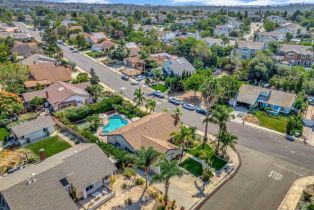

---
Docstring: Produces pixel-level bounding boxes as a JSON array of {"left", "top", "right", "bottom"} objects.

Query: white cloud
[
  {"left": 61, "top": 0, "right": 109, "bottom": 3},
  {"left": 173, "top": 0, "right": 313, "bottom": 6}
]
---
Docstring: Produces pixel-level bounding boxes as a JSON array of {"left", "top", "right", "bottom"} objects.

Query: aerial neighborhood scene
[{"left": 1, "top": 0, "right": 314, "bottom": 210}]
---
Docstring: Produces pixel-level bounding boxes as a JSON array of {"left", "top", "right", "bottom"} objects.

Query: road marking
[
  {"left": 291, "top": 151, "right": 295, "bottom": 154},
  {"left": 273, "top": 163, "right": 304, "bottom": 176},
  {"left": 268, "top": 170, "right": 283, "bottom": 181}
]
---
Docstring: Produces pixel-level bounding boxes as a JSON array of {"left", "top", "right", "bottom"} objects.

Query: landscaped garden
[
  {"left": 26, "top": 136, "right": 72, "bottom": 158},
  {"left": 85, "top": 51, "right": 107, "bottom": 58},
  {"left": 297, "top": 183, "right": 314, "bottom": 210},
  {"left": 151, "top": 84, "right": 168, "bottom": 93},
  {"left": 255, "top": 111, "right": 289, "bottom": 133},
  {"left": 187, "top": 144, "right": 228, "bottom": 171},
  {"left": 0, "top": 128, "right": 9, "bottom": 141},
  {"left": 180, "top": 158, "right": 203, "bottom": 177}
]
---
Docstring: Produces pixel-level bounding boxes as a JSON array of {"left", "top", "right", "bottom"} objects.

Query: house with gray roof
[
  {"left": 20, "top": 54, "right": 56, "bottom": 66},
  {"left": 201, "top": 37, "right": 224, "bottom": 48},
  {"left": 10, "top": 115, "right": 56, "bottom": 145},
  {"left": 0, "top": 144, "right": 117, "bottom": 210},
  {"left": 163, "top": 57, "right": 195, "bottom": 76},
  {"left": 235, "top": 84, "right": 296, "bottom": 115},
  {"left": 237, "top": 41, "right": 265, "bottom": 60}
]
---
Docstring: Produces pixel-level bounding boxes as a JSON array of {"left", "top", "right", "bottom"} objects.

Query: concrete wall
[
  {"left": 107, "top": 135, "right": 135, "bottom": 153},
  {"left": 17, "top": 126, "right": 55, "bottom": 145}
]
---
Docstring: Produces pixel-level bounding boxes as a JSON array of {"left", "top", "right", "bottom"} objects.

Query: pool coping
[{"left": 99, "top": 112, "right": 130, "bottom": 136}]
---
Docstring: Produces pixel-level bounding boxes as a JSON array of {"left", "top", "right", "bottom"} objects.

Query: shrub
[
  {"left": 121, "top": 183, "right": 127, "bottom": 190},
  {"left": 125, "top": 197, "right": 132, "bottom": 205},
  {"left": 135, "top": 178, "right": 144, "bottom": 185},
  {"left": 123, "top": 167, "right": 135, "bottom": 179}
]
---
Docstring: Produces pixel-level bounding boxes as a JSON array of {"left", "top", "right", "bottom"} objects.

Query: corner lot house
[
  {"left": 23, "top": 82, "right": 92, "bottom": 111},
  {"left": 238, "top": 41, "right": 265, "bottom": 60},
  {"left": 10, "top": 115, "right": 56, "bottom": 145},
  {"left": 163, "top": 57, "right": 195, "bottom": 76},
  {"left": 235, "top": 84, "right": 296, "bottom": 115},
  {"left": 0, "top": 144, "right": 117, "bottom": 210},
  {"left": 107, "top": 112, "right": 181, "bottom": 160}
]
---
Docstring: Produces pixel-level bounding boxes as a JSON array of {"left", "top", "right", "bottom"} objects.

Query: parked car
[
  {"left": 131, "top": 80, "right": 140, "bottom": 85},
  {"left": 121, "top": 75, "right": 129, "bottom": 81},
  {"left": 195, "top": 106, "right": 208, "bottom": 115},
  {"left": 136, "top": 75, "right": 145, "bottom": 81},
  {"left": 168, "top": 97, "right": 181, "bottom": 105},
  {"left": 69, "top": 45, "right": 75, "bottom": 50},
  {"left": 153, "top": 90, "right": 165, "bottom": 98},
  {"left": 182, "top": 103, "right": 195, "bottom": 111}
]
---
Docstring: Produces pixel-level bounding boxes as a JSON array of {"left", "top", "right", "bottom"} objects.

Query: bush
[
  {"left": 135, "top": 178, "right": 144, "bottom": 185},
  {"left": 125, "top": 197, "right": 132, "bottom": 205},
  {"left": 123, "top": 167, "right": 135, "bottom": 179}
]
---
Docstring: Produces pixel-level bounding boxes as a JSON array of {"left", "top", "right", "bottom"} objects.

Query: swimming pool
[{"left": 102, "top": 114, "right": 128, "bottom": 134}]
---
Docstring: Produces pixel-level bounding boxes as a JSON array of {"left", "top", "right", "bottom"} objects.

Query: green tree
[
  {"left": 0, "top": 63, "right": 29, "bottom": 94},
  {"left": 0, "top": 91, "right": 23, "bottom": 119},
  {"left": 72, "top": 72, "right": 89, "bottom": 84},
  {"left": 264, "top": 20, "right": 276, "bottom": 32},
  {"left": 183, "top": 73, "right": 205, "bottom": 96},
  {"left": 248, "top": 52, "right": 275, "bottom": 83},
  {"left": 88, "top": 84, "right": 104, "bottom": 102},
  {"left": 0, "top": 42, "right": 10, "bottom": 63},
  {"left": 133, "top": 88, "right": 146, "bottom": 107},
  {"left": 170, "top": 125, "right": 194, "bottom": 162},
  {"left": 86, "top": 114, "right": 100, "bottom": 132},
  {"left": 139, "top": 50, "right": 149, "bottom": 74},
  {"left": 76, "top": 33, "right": 87, "bottom": 49},
  {"left": 151, "top": 156, "right": 183, "bottom": 208},
  {"left": 200, "top": 77, "right": 222, "bottom": 148},
  {"left": 216, "top": 131, "right": 237, "bottom": 155},
  {"left": 152, "top": 68, "right": 162, "bottom": 83},
  {"left": 43, "top": 28, "right": 58, "bottom": 45},
  {"left": 135, "top": 146, "right": 160, "bottom": 195},
  {"left": 145, "top": 99, "right": 157, "bottom": 114},
  {"left": 286, "top": 115, "right": 303, "bottom": 136},
  {"left": 29, "top": 96, "right": 45, "bottom": 110},
  {"left": 90, "top": 68, "right": 100, "bottom": 85}
]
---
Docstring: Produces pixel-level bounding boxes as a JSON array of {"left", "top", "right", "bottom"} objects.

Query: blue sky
[{"left": 55, "top": 0, "right": 314, "bottom": 5}]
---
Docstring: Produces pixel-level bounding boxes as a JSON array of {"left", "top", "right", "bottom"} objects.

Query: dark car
[
  {"left": 195, "top": 106, "right": 208, "bottom": 115},
  {"left": 182, "top": 103, "right": 195, "bottom": 111},
  {"left": 168, "top": 97, "right": 181, "bottom": 105},
  {"left": 121, "top": 75, "right": 129, "bottom": 81},
  {"left": 152, "top": 90, "right": 165, "bottom": 98}
]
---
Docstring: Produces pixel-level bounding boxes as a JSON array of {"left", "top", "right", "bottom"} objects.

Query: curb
[{"left": 191, "top": 148, "right": 242, "bottom": 210}]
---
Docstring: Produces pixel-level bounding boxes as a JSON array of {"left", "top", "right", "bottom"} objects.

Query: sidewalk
[
  {"left": 232, "top": 117, "right": 314, "bottom": 147},
  {"left": 278, "top": 176, "right": 314, "bottom": 210}
]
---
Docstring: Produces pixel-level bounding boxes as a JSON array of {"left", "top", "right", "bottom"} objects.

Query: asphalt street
[{"left": 18, "top": 24, "right": 314, "bottom": 209}]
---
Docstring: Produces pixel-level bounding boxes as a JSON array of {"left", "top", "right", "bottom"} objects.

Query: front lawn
[
  {"left": 0, "top": 128, "right": 9, "bottom": 141},
  {"left": 26, "top": 136, "right": 72, "bottom": 158},
  {"left": 151, "top": 84, "right": 168, "bottom": 93},
  {"left": 255, "top": 111, "right": 288, "bottom": 133},
  {"left": 180, "top": 158, "right": 203, "bottom": 177},
  {"left": 85, "top": 51, "right": 106, "bottom": 58},
  {"left": 187, "top": 144, "right": 227, "bottom": 171}
]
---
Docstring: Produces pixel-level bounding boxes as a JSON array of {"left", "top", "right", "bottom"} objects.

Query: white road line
[{"left": 272, "top": 163, "right": 304, "bottom": 176}]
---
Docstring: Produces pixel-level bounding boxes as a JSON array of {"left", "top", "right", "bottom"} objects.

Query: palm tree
[
  {"left": 139, "top": 50, "right": 149, "bottom": 75},
  {"left": 209, "top": 105, "right": 234, "bottom": 154},
  {"left": 151, "top": 156, "right": 183, "bottom": 208},
  {"left": 145, "top": 99, "right": 157, "bottom": 113},
  {"left": 135, "top": 146, "right": 160, "bottom": 195},
  {"left": 216, "top": 131, "right": 238, "bottom": 155},
  {"left": 152, "top": 68, "right": 162, "bottom": 83},
  {"left": 200, "top": 77, "right": 222, "bottom": 149},
  {"left": 133, "top": 88, "right": 146, "bottom": 108},
  {"left": 170, "top": 125, "right": 194, "bottom": 162},
  {"left": 172, "top": 108, "right": 182, "bottom": 126},
  {"left": 87, "top": 84, "right": 104, "bottom": 102}
]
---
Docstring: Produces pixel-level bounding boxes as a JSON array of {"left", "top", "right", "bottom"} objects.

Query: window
[
  {"left": 287, "top": 53, "right": 295, "bottom": 58},
  {"left": 43, "top": 128, "right": 48, "bottom": 132},
  {"left": 85, "top": 184, "right": 94, "bottom": 192},
  {"left": 301, "top": 54, "right": 306, "bottom": 58},
  {"left": 304, "top": 61, "right": 311, "bottom": 67}
]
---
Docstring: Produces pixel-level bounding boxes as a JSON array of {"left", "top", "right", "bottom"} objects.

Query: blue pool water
[{"left": 102, "top": 115, "right": 128, "bottom": 134}]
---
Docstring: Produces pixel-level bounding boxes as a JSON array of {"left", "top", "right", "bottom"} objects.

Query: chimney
[
  {"left": 39, "top": 148, "right": 46, "bottom": 161},
  {"left": 33, "top": 61, "right": 36, "bottom": 64},
  {"left": 45, "top": 91, "right": 49, "bottom": 99}
]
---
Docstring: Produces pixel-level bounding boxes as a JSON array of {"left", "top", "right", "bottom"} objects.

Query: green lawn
[
  {"left": 151, "top": 84, "right": 168, "bottom": 93},
  {"left": 85, "top": 51, "right": 106, "bottom": 58},
  {"left": 0, "top": 128, "right": 9, "bottom": 141},
  {"left": 255, "top": 111, "right": 288, "bottom": 133},
  {"left": 180, "top": 158, "right": 203, "bottom": 177},
  {"left": 187, "top": 144, "right": 227, "bottom": 171},
  {"left": 26, "top": 136, "right": 72, "bottom": 158}
]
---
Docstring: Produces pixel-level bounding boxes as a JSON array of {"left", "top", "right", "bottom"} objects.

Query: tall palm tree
[
  {"left": 200, "top": 77, "right": 222, "bottom": 149},
  {"left": 135, "top": 146, "right": 160, "bottom": 195},
  {"left": 172, "top": 107, "right": 182, "bottom": 126},
  {"left": 217, "top": 131, "right": 238, "bottom": 155},
  {"left": 151, "top": 157, "right": 183, "bottom": 208},
  {"left": 209, "top": 105, "right": 234, "bottom": 154},
  {"left": 170, "top": 125, "right": 194, "bottom": 162},
  {"left": 139, "top": 50, "right": 149, "bottom": 75},
  {"left": 133, "top": 88, "right": 146, "bottom": 108},
  {"left": 145, "top": 98, "right": 157, "bottom": 113},
  {"left": 152, "top": 68, "right": 162, "bottom": 83}
]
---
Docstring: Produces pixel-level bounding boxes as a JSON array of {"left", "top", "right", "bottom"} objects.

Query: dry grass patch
[{"left": 243, "top": 113, "right": 260, "bottom": 125}]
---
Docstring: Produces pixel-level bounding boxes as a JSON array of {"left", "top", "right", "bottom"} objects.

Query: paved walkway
[{"left": 278, "top": 176, "right": 314, "bottom": 210}]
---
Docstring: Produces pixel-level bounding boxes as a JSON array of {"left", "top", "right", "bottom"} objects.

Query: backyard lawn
[
  {"left": 187, "top": 144, "right": 227, "bottom": 171},
  {"left": 180, "top": 158, "right": 203, "bottom": 177},
  {"left": 151, "top": 84, "right": 168, "bottom": 93},
  {"left": 0, "top": 128, "right": 9, "bottom": 141},
  {"left": 26, "top": 136, "right": 71, "bottom": 158},
  {"left": 255, "top": 111, "right": 288, "bottom": 133}
]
